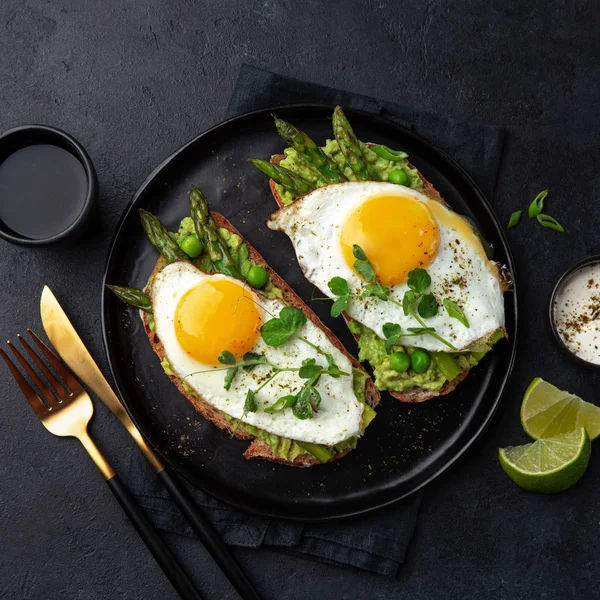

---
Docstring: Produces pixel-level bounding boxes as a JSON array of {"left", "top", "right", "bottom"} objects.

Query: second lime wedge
[
  {"left": 499, "top": 428, "right": 591, "bottom": 493},
  {"left": 520, "top": 377, "right": 600, "bottom": 440}
]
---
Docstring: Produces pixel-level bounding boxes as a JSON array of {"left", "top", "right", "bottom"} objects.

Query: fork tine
[
  {"left": 0, "top": 348, "right": 48, "bottom": 417},
  {"left": 8, "top": 341, "right": 59, "bottom": 408},
  {"left": 18, "top": 334, "right": 70, "bottom": 401},
  {"left": 27, "top": 329, "right": 82, "bottom": 394}
]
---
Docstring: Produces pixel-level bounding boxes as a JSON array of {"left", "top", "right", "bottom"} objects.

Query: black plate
[{"left": 102, "top": 105, "right": 517, "bottom": 521}]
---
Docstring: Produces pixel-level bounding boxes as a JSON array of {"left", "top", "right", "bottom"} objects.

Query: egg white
[
  {"left": 151, "top": 262, "right": 363, "bottom": 445},
  {"left": 268, "top": 181, "right": 505, "bottom": 352}
]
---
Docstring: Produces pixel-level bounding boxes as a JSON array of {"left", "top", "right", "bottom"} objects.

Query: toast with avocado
[
  {"left": 108, "top": 187, "right": 379, "bottom": 466},
  {"left": 250, "top": 107, "right": 510, "bottom": 403}
]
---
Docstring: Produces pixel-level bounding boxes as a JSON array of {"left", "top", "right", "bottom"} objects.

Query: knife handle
[
  {"left": 106, "top": 474, "right": 204, "bottom": 600},
  {"left": 157, "top": 469, "right": 261, "bottom": 600}
]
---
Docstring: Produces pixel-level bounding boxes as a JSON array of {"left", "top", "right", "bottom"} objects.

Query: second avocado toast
[
  {"left": 108, "top": 187, "right": 379, "bottom": 467},
  {"left": 251, "top": 107, "right": 512, "bottom": 403}
]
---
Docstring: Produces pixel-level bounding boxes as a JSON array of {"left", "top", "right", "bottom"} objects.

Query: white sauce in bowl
[{"left": 553, "top": 262, "right": 600, "bottom": 365}]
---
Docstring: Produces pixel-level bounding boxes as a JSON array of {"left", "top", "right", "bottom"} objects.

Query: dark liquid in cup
[{"left": 0, "top": 144, "right": 88, "bottom": 240}]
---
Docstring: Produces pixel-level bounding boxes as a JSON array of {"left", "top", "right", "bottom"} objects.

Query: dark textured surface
[{"left": 0, "top": 2, "right": 598, "bottom": 599}]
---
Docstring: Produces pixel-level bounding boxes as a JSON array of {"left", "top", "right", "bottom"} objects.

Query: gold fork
[{"left": 1, "top": 330, "right": 203, "bottom": 600}]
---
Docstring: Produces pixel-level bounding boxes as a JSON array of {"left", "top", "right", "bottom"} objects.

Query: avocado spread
[
  {"left": 276, "top": 139, "right": 423, "bottom": 205},
  {"left": 154, "top": 217, "right": 374, "bottom": 464},
  {"left": 348, "top": 319, "right": 504, "bottom": 393},
  {"left": 173, "top": 217, "right": 283, "bottom": 300}
]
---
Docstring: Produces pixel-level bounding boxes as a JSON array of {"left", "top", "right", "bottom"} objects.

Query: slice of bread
[
  {"left": 267, "top": 148, "right": 507, "bottom": 403},
  {"left": 142, "top": 213, "right": 380, "bottom": 466}
]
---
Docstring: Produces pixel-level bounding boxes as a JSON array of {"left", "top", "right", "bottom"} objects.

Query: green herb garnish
[
  {"left": 417, "top": 293, "right": 438, "bottom": 318},
  {"left": 443, "top": 298, "right": 470, "bottom": 328},
  {"left": 528, "top": 189, "right": 548, "bottom": 218},
  {"left": 524, "top": 190, "right": 564, "bottom": 232},
  {"left": 507, "top": 210, "right": 522, "bottom": 229},
  {"left": 326, "top": 248, "right": 468, "bottom": 350},
  {"left": 382, "top": 322, "right": 402, "bottom": 354},
  {"left": 536, "top": 213, "right": 565, "bottom": 232},
  {"left": 264, "top": 394, "right": 296, "bottom": 414},
  {"left": 197, "top": 305, "right": 350, "bottom": 426},
  {"left": 260, "top": 306, "right": 307, "bottom": 347},
  {"left": 328, "top": 276, "right": 350, "bottom": 317},
  {"left": 402, "top": 267, "right": 455, "bottom": 350}
]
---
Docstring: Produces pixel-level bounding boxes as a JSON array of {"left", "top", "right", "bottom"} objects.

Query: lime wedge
[
  {"left": 520, "top": 377, "right": 600, "bottom": 440},
  {"left": 499, "top": 428, "right": 591, "bottom": 493}
]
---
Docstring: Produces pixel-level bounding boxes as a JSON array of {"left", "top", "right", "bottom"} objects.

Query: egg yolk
[
  {"left": 340, "top": 194, "right": 439, "bottom": 286},
  {"left": 175, "top": 279, "right": 262, "bottom": 366}
]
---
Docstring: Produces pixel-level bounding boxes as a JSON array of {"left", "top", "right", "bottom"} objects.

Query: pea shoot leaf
[
  {"left": 241, "top": 352, "right": 266, "bottom": 371},
  {"left": 443, "top": 298, "right": 470, "bottom": 328},
  {"left": 328, "top": 277, "right": 350, "bottom": 317},
  {"left": 244, "top": 389, "right": 258, "bottom": 414},
  {"left": 382, "top": 322, "right": 402, "bottom": 354},
  {"left": 280, "top": 306, "right": 307, "bottom": 331},
  {"left": 218, "top": 350, "right": 236, "bottom": 365},
  {"left": 352, "top": 244, "right": 367, "bottom": 261},
  {"left": 326, "top": 363, "right": 342, "bottom": 377},
  {"left": 331, "top": 295, "right": 349, "bottom": 317},
  {"left": 528, "top": 189, "right": 548, "bottom": 218},
  {"left": 223, "top": 367, "right": 238, "bottom": 390},
  {"left": 407, "top": 327, "right": 436, "bottom": 334},
  {"left": 328, "top": 276, "right": 349, "bottom": 297},
  {"left": 292, "top": 386, "right": 314, "bottom": 420},
  {"left": 354, "top": 259, "right": 376, "bottom": 283},
  {"left": 417, "top": 293, "right": 439, "bottom": 318},
  {"left": 310, "top": 386, "right": 322, "bottom": 411},
  {"left": 407, "top": 268, "right": 431, "bottom": 293},
  {"left": 261, "top": 306, "right": 307, "bottom": 346},
  {"left": 299, "top": 363, "right": 323, "bottom": 380},
  {"left": 361, "top": 284, "right": 390, "bottom": 301},
  {"left": 264, "top": 394, "right": 297, "bottom": 414},
  {"left": 402, "top": 290, "right": 415, "bottom": 316}
]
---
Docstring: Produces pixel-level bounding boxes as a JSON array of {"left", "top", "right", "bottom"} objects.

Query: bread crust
[
  {"left": 142, "top": 213, "right": 379, "bottom": 466},
  {"left": 267, "top": 147, "right": 507, "bottom": 403}
]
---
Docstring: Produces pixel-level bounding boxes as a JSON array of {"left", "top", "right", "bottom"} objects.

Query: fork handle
[
  {"left": 107, "top": 474, "right": 204, "bottom": 600},
  {"left": 157, "top": 469, "right": 261, "bottom": 600}
]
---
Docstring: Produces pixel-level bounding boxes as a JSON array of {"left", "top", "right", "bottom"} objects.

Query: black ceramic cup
[{"left": 0, "top": 125, "right": 97, "bottom": 246}]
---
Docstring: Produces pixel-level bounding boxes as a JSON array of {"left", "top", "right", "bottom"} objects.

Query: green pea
[
  {"left": 180, "top": 234, "right": 203, "bottom": 258},
  {"left": 389, "top": 351, "right": 410, "bottom": 372},
  {"left": 388, "top": 169, "right": 409, "bottom": 186},
  {"left": 246, "top": 265, "right": 269, "bottom": 288},
  {"left": 410, "top": 350, "right": 431, "bottom": 373}
]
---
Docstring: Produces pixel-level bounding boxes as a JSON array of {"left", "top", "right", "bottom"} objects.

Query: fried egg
[
  {"left": 151, "top": 262, "right": 363, "bottom": 445},
  {"left": 268, "top": 181, "right": 505, "bottom": 351}
]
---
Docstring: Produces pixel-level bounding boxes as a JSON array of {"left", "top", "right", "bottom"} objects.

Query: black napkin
[{"left": 126, "top": 64, "right": 505, "bottom": 577}]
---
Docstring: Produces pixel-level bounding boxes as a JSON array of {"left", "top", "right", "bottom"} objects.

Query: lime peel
[
  {"left": 520, "top": 378, "right": 600, "bottom": 440},
  {"left": 499, "top": 428, "right": 591, "bottom": 494}
]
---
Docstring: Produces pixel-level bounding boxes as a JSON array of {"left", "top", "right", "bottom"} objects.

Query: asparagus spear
[
  {"left": 189, "top": 186, "right": 240, "bottom": 278},
  {"left": 106, "top": 285, "right": 152, "bottom": 312},
  {"left": 139, "top": 209, "right": 188, "bottom": 264},
  {"left": 248, "top": 159, "right": 313, "bottom": 197},
  {"left": 332, "top": 106, "right": 380, "bottom": 181},
  {"left": 273, "top": 116, "right": 347, "bottom": 183}
]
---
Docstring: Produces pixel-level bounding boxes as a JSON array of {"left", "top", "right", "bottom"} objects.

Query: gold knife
[
  {"left": 40, "top": 285, "right": 164, "bottom": 471},
  {"left": 39, "top": 285, "right": 261, "bottom": 600}
]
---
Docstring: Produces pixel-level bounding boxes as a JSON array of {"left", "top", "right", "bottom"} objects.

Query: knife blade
[
  {"left": 41, "top": 285, "right": 263, "bottom": 599},
  {"left": 40, "top": 285, "right": 163, "bottom": 472}
]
